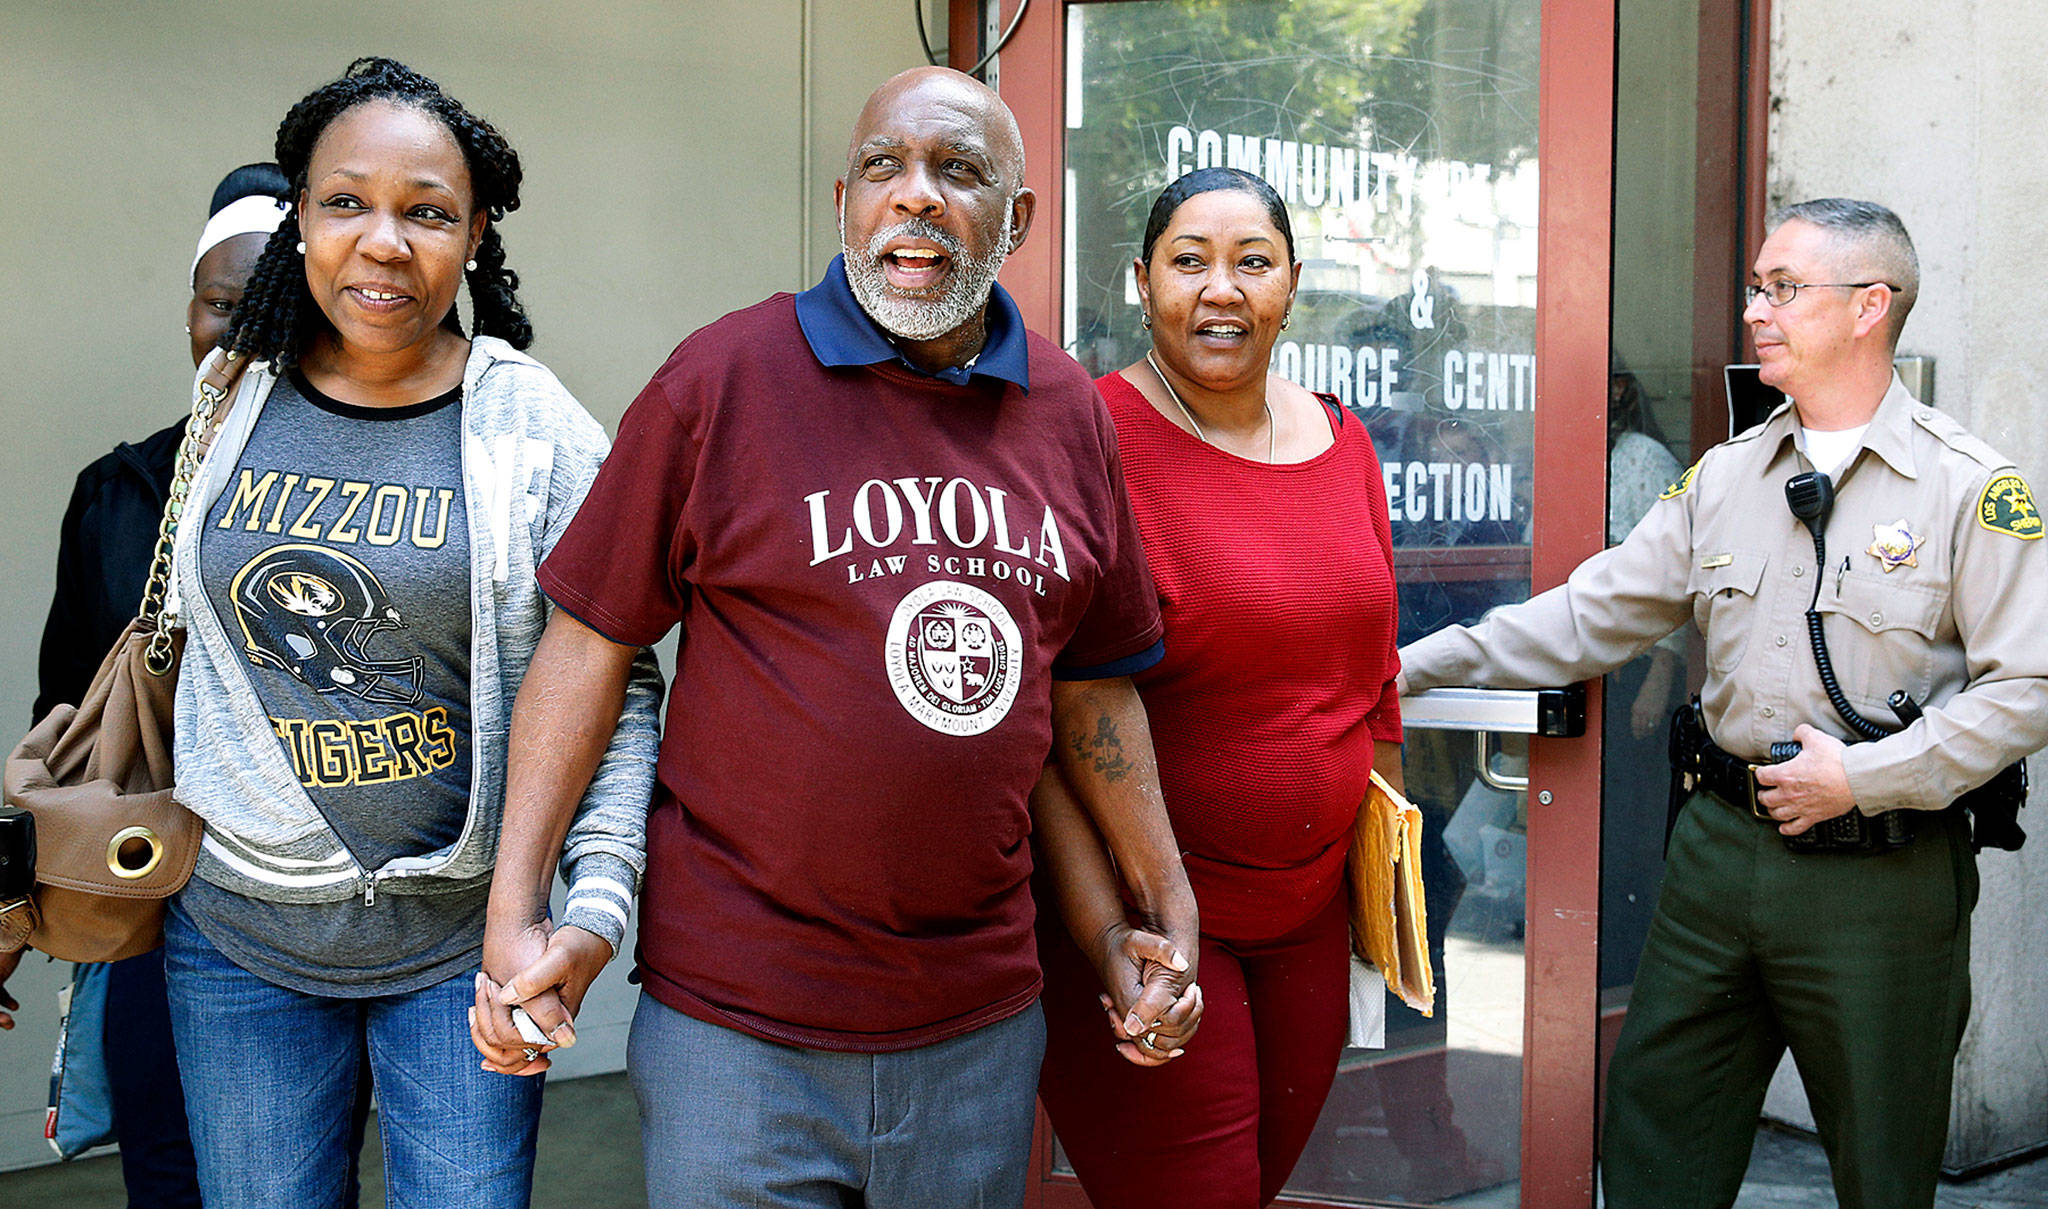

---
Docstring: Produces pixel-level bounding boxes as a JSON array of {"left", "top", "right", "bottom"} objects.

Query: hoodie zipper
[{"left": 186, "top": 353, "right": 509, "bottom": 909}]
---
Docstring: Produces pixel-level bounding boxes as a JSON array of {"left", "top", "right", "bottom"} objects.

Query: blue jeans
[
  {"left": 162, "top": 905, "right": 541, "bottom": 1209},
  {"left": 629, "top": 993, "right": 1045, "bottom": 1209},
  {"left": 101, "top": 946, "right": 374, "bottom": 1209}
]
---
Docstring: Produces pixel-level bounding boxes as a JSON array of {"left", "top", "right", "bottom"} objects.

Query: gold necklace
[{"left": 1145, "top": 351, "right": 1274, "bottom": 463}]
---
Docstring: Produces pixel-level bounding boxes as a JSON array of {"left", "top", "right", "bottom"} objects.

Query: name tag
[{"left": 1699, "top": 553, "right": 1733, "bottom": 569}]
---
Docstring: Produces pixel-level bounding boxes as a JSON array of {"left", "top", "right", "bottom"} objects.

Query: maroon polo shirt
[{"left": 539, "top": 284, "right": 1162, "bottom": 1051}]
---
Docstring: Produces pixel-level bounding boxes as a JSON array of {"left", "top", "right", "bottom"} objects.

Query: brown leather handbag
[{"left": 0, "top": 352, "right": 248, "bottom": 963}]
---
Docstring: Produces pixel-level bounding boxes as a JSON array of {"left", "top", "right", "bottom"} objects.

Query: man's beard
[{"left": 840, "top": 211, "right": 1013, "bottom": 342}]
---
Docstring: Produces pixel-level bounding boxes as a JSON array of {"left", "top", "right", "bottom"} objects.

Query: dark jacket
[{"left": 35, "top": 419, "right": 184, "bottom": 722}]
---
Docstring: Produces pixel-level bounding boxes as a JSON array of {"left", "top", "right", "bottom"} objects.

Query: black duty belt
[
  {"left": 1667, "top": 700, "right": 1915, "bottom": 854},
  {"left": 1687, "top": 737, "right": 1775, "bottom": 821}
]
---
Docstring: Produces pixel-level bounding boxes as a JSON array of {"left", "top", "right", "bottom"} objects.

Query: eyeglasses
[{"left": 1744, "top": 280, "right": 1894, "bottom": 307}]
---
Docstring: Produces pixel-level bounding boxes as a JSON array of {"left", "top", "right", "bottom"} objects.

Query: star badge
[{"left": 1867, "top": 519, "right": 1922, "bottom": 572}]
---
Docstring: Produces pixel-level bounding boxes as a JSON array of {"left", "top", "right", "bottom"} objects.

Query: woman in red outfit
[{"left": 1035, "top": 167, "right": 1405, "bottom": 1208}]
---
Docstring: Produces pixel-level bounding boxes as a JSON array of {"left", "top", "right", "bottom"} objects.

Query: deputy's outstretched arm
[{"left": 1402, "top": 470, "right": 1699, "bottom": 691}]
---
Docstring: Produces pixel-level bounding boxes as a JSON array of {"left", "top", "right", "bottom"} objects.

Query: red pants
[{"left": 1036, "top": 888, "right": 1351, "bottom": 1209}]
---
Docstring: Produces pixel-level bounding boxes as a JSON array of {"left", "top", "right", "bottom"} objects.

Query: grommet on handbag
[{"left": 0, "top": 350, "right": 249, "bottom": 963}]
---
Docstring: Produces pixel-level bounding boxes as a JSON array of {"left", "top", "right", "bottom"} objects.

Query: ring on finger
[{"left": 1143, "top": 1030, "right": 1160, "bottom": 1049}]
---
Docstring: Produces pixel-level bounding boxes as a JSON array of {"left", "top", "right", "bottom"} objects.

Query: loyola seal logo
[{"left": 885, "top": 581, "right": 1022, "bottom": 736}]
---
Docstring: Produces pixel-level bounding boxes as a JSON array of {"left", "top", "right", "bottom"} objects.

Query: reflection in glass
[
  {"left": 1598, "top": 366, "right": 1687, "bottom": 991},
  {"left": 1064, "top": 1, "right": 1537, "bottom": 1203},
  {"left": 1600, "top": 0, "right": 1709, "bottom": 1192},
  {"left": 1064, "top": 0, "right": 1540, "bottom": 566}
]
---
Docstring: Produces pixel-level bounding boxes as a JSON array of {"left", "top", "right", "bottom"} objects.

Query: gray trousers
[{"left": 629, "top": 993, "right": 1045, "bottom": 1209}]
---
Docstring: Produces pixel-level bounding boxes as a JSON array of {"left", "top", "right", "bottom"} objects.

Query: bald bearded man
[{"left": 473, "top": 68, "right": 1201, "bottom": 1209}]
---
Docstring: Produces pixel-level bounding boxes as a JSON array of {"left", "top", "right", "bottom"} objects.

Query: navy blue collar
[{"left": 795, "top": 254, "right": 1031, "bottom": 391}]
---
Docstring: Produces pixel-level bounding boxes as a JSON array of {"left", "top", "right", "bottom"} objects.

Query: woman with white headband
[{"left": 186, "top": 167, "right": 293, "bottom": 367}]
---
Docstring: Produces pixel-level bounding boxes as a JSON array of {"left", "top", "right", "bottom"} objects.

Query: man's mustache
[{"left": 863, "top": 218, "right": 966, "bottom": 260}]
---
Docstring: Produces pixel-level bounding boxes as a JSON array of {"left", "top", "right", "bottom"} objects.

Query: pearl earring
[
  {"left": 465, "top": 259, "right": 478, "bottom": 272},
  {"left": 295, "top": 240, "right": 306, "bottom": 255},
  {"left": 183, "top": 324, "right": 192, "bottom": 335}
]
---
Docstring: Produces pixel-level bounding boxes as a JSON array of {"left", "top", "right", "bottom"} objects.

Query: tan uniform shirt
[{"left": 1401, "top": 375, "right": 2048, "bottom": 813}]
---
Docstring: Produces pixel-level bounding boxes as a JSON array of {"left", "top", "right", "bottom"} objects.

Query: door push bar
[
  {"left": 1399, "top": 685, "right": 1586, "bottom": 796},
  {"left": 1397, "top": 685, "right": 1587, "bottom": 738}
]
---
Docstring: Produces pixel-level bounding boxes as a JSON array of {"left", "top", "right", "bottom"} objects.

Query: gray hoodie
[{"left": 170, "top": 337, "right": 661, "bottom": 954}]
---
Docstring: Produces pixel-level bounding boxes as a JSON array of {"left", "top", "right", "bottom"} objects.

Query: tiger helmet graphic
[{"left": 229, "top": 544, "right": 425, "bottom": 706}]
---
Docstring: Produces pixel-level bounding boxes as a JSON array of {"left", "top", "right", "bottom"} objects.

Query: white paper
[{"left": 1347, "top": 953, "right": 1387, "bottom": 1049}]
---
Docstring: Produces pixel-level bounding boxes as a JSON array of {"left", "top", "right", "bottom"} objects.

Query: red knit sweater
[{"left": 1101, "top": 371, "right": 1403, "bottom": 941}]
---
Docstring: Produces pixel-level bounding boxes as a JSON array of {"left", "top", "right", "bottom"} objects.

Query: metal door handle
[{"left": 1475, "top": 732, "right": 1530, "bottom": 792}]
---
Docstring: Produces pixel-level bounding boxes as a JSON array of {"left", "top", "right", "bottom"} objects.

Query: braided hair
[{"left": 227, "top": 57, "right": 531, "bottom": 368}]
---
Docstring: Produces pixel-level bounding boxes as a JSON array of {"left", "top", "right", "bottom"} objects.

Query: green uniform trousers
[{"left": 1601, "top": 790, "right": 1977, "bottom": 1209}]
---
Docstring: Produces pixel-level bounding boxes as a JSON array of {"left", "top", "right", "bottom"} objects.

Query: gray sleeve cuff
[{"left": 559, "top": 851, "right": 637, "bottom": 957}]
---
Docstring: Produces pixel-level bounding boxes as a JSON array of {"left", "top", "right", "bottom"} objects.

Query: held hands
[
  {"left": 470, "top": 917, "right": 611, "bottom": 1076},
  {"left": 1088, "top": 920, "right": 1201, "bottom": 1067},
  {"left": 1752, "top": 725, "right": 1857, "bottom": 835}
]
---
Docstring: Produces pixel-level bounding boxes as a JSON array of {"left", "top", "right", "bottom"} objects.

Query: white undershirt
[{"left": 1800, "top": 423, "right": 1869, "bottom": 479}]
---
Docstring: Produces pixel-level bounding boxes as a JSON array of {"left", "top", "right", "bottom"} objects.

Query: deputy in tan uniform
[{"left": 1400, "top": 198, "right": 2048, "bottom": 1208}]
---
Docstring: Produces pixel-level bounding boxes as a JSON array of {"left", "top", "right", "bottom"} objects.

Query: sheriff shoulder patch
[
  {"left": 1979, "top": 473, "right": 2043, "bottom": 540},
  {"left": 1659, "top": 462, "right": 1699, "bottom": 500}
]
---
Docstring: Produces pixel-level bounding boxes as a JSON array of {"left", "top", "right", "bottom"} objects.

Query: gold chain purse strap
[{"left": 138, "top": 350, "right": 250, "bottom": 676}]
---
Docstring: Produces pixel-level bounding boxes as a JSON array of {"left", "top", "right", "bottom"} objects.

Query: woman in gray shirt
[{"left": 160, "top": 58, "right": 660, "bottom": 1209}]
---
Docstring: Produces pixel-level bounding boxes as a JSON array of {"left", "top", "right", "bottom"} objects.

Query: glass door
[
  {"left": 1599, "top": 0, "right": 1764, "bottom": 1193},
  {"left": 984, "top": 0, "right": 1617, "bottom": 1202}
]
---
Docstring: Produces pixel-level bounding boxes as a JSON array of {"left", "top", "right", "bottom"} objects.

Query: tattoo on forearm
[{"left": 1072, "top": 715, "right": 1135, "bottom": 783}]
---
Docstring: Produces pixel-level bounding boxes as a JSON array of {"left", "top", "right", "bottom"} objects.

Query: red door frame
[
  {"left": 968, "top": 2, "right": 1615, "bottom": 1204},
  {"left": 1523, "top": 1, "right": 1613, "bottom": 1202}
]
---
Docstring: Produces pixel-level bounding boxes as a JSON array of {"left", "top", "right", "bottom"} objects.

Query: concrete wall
[
  {"left": 1758, "top": 0, "right": 2048, "bottom": 1172},
  {"left": 0, "top": 0, "right": 936, "bottom": 1173}
]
